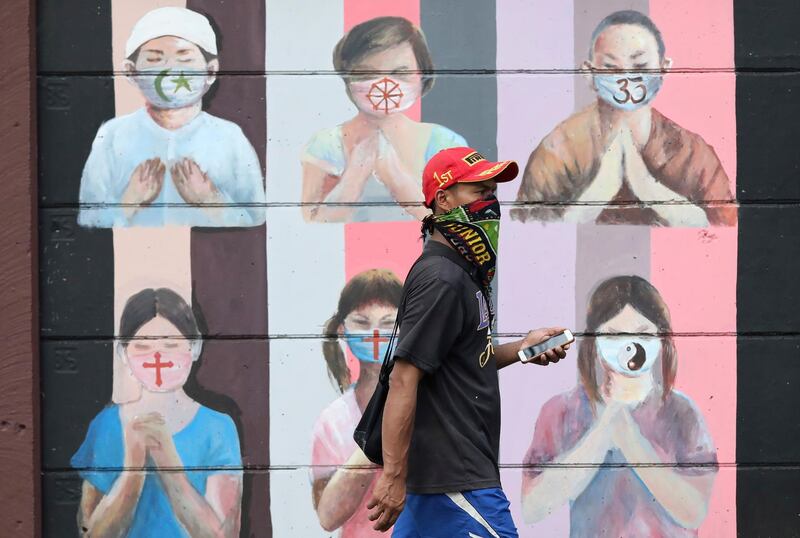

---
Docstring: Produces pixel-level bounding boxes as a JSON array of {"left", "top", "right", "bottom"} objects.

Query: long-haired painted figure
[
  {"left": 310, "top": 269, "right": 402, "bottom": 536},
  {"left": 72, "top": 288, "right": 242, "bottom": 537},
  {"left": 301, "top": 16, "right": 467, "bottom": 222},
  {"left": 521, "top": 276, "right": 717, "bottom": 537}
]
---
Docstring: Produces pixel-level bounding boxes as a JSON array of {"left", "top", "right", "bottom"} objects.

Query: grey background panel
[{"left": 422, "top": 0, "right": 498, "bottom": 159}]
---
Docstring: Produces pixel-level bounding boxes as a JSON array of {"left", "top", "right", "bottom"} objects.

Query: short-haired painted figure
[
  {"left": 521, "top": 276, "right": 717, "bottom": 537},
  {"left": 301, "top": 16, "right": 467, "bottom": 222},
  {"left": 78, "top": 7, "right": 266, "bottom": 228},
  {"left": 310, "top": 269, "right": 403, "bottom": 536},
  {"left": 511, "top": 11, "right": 736, "bottom": 227},
  {"left": 72, "top": 288, "right": 242, "bottom": 537}
]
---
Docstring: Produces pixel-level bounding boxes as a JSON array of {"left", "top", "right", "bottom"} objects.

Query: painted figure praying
[
  {"left": 78, "top": 7, "right": 266, "bottom": 228},
  {"left": 300, "top": 16, "right": 467, "bottom": 222},
  {"left": 71, "top": 288, "right": 243, "bottom": 537},
  {"left": 511, "top": 11, "right": 736, "bottom": 227}
]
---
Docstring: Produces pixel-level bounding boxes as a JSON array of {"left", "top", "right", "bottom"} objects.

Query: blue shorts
[{"left": 392, "top": 487, "right": 518, "bottom": 538}]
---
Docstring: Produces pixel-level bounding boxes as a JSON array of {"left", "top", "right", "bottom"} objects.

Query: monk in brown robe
[{"left": 511, "top": 10, "right": 736, "bottom": 227}]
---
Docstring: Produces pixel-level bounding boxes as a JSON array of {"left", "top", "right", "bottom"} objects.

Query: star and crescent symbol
[{"left": 154, "top": 69, "right": 194, "bottom": 102}]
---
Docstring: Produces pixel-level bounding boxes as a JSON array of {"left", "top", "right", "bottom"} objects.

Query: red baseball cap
[{"left": 422, "top": 147, "right": 519, "bottom": 207}]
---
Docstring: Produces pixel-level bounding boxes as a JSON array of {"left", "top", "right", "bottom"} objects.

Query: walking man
[{"left": 367, "top": 147, "right": 571, "bottom": 536}]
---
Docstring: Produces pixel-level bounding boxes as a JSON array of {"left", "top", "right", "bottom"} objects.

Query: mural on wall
[
  {"left": 40, "top": 0, "right": 739, "bottom": 536},
  {"left": 40, "top": 2, "right": 271, "bottom": 535},
  {"left": 510, "top": 10, "right": 736, "bottom": 227},
  {"left": 521, "top": 276, "right": 717, "bottom": 536},
  {"left": 78, "top": 7, "right": 266, "bottom": 228},
  {"left": 493, "top": 2, "right": 736, "bottom": 537},
  {"left": 311, "top": 269, "right": 402, "bottom": 536},
  {"left": 300, "top": 16, "right": 467, "bottom": 223},
  {"left": 71, "top": 288, "right": 242, "bottom": 537}
]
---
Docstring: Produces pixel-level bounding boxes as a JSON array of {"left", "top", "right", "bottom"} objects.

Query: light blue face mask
[
  {"left": 593, "top": 72, "right": 663, "bottom": 111},
  {"left": 135, "top": 67, "right": 210, "bottom": 109},
  {"left": 596, "top": 336, "right": 661, "bottom": 377},
  {"left": 344, "top": 329, "right": 391, "bottom": 363}
]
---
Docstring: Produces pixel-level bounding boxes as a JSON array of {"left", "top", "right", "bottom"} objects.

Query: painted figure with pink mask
[
  {"left": 301, "top": 16, "right": 467, "bottom": 222},
  {"left": 72, "top": 288, "right": 242, "bottom": 537}
]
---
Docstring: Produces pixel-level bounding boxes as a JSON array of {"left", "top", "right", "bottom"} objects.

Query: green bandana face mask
[
  {"left": 425, "top": 195, "right": 500, "bottom": 291},
  {"left": 423, "top": 195, "right": 500, "bottom": 367}
]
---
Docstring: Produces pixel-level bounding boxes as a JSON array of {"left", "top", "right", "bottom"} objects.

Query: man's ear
[
  {"left": 433, "top": 188, "right": 451, "bottom": 213},
  {"left": 122, "top": 59, "right": 137, "bottom": 86},
  {"left": 661, "top": 57, "right": 673, "bottom": 72},
  {"left": 206, "top": 58, "right": 220, "bottom": 86}
]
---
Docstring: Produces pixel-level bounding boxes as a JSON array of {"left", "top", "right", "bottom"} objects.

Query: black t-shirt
[{"left": 394, "top": 240, "right": 501, "bottom": 494}]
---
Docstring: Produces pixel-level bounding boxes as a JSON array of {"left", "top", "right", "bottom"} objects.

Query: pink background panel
[
  {"left": 673, "top": 336, "right": 737, "bottom": 537},
  {"left": 344, "top": 0, "right": 418, "bottom": 31},
  {"left": 649, "top": 0, "right": 736, "bottom": 190},
  {"left": 653, "top": 224, "right": 737, "bottom": 536},
  {"left": 344, "top": 221, "right": 421, "bottom": 281},
  {"left": 650, "top": 0, "right": 734, "bottom": 68},
  {"left": 650, "top": 71, "right": 737, "bottom": 194},
  {"left": 651, "top": 227, "right": 737, "bottom": 334}
]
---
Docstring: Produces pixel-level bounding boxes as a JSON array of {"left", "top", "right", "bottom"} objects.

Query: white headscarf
[{"left": 125, "top": 7, "right": 218, "bottom": 58}]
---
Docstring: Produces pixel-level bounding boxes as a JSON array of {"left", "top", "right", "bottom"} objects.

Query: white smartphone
[{"left": 518, "top": 329, "right": 575, "bottom": 363}]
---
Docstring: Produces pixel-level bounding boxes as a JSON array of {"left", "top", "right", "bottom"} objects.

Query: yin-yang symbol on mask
[{"left": 621, "top": 342, "right": 646, "bottom": 371}]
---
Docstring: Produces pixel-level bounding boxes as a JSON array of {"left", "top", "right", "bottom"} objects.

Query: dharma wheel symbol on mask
[{"left": 367, "top": 77, "right": 405, "bottom": 114}]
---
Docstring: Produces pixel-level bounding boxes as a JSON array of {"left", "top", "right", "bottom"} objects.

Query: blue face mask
[
  {"left": 343, "top": 329, "right": 391, "bottom": 363},
  {"left": 135, "top": 67, "right": 210, "bottom": 109},
  {"left": 596, "top": 336, "right": 661, "bottom": 377},
  {"left": 593, "top": 72, "right": 663, "bottom": 111}
]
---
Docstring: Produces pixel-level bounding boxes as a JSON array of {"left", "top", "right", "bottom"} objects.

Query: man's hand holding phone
[{"left": 519, "top": 328, "right": 574, "bottom": 366}]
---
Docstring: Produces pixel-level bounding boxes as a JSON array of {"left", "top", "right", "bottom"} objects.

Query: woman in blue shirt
[{"left": 72, "top": 288, "right": 242, "bottom": 537}]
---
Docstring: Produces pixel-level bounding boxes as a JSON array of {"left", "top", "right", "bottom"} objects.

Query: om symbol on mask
[{"left": 613, "top": 77, "right": 647, "bottom": 104}]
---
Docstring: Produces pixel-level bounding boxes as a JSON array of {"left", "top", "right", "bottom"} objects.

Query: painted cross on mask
[
  {"left": 363, "top": 330, "right": 389, "bottom": 361},
  {"left": 143, "top": 351, "right": 175, "bottom": 387}
]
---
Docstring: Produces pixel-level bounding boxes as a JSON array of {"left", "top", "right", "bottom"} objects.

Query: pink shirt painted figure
[
  {"left": 524, "top": 386, "right": 717, "bottom": 537},
  {"left": 311, "top": 388, "right": 382, "bottom": 537}
]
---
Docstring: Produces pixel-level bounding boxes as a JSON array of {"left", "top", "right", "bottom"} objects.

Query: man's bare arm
[
  {"left": 381, "top": 359, "right": 423, "bottom": 482},
  {"left": 367, "top": 359, "right": 424, "bottom": 532}
]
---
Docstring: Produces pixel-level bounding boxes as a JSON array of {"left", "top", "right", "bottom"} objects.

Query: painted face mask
[
  {"left": 349, "top": 76, "right": 421, "bottom": 116},
  {"left": 134, "top": 67, "right": 210, "bottom": 109},
  {"left": 343, "top": 329, "right": 391, "bottom": 363},
  {"left": 126, "top": 349, "right": 194, "bottom": 391},
  {"left": 593, "top": 72, "right": 663, "bottom": 111},
  {"left": 595, "top": 336, "right": 661, "bottom": 377}
]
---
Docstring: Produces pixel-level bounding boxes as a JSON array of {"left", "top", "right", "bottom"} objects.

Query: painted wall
[{"left": 36, "top": 0, "right": 799, "bottom": 536}]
